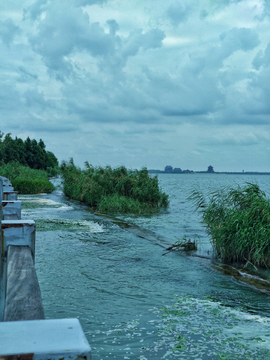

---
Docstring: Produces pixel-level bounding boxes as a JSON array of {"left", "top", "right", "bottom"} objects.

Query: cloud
[
  {"left": 28, "top": 4, "right": 114, "bottom": 77},
  {"left": 106, "top": 19, "right": 119, "bottom": 36},
  {"left": 0, "top": 0, "right": 269, "bottom": 171},
  {"left": 17, "top": 66, "right": 38, "bottom": 82},
  {"left": 202, "top": 0, "right": 245, "bottom": 16},
  {"left": 186, "top": 27, "right": 259, "bottom": 77},
  {"left": 207, "top": 132, "right": 260, "bottom": 146},
  {"left": 220, "top": 27, "right": 260, "bottom": 52},
  {"left": 74, "top": 0, "right": 109, "bottom": 6},
  {"left": 167, "top": 1, "right": 191, "bottom": 26},
  {"left": 23, "top": 0, "right": 109, "bottom": 22},
  {"left": 121, "top": 28, "right": 165, "bottom": 57},
  {"left": 24, "top": 89, "right": 49, "bottom": 109},
  {"left": 252, "top": 42, "right": 270, "bottom": 70},
  {"left": 0, "top": 82, "right": 23, "bottom": 112},
  {"left": 28, "top": 1, "right": 165, "bottom": 79},
  {"left": 23, "top": 0, "right": 48, "bottom": 21},
  {"left": 263, "top": 0, "right": 270, "bottom": 17},
  {"left": 0, "top": 19, "right": 20, "bottom": 46},
  {"left": 244, "top": 69, "right": 270, "bottom": 116}
]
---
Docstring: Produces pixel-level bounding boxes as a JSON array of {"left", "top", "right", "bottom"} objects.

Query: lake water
[{"left": 20, "top": 174, "right": 270, "bottom": 359}]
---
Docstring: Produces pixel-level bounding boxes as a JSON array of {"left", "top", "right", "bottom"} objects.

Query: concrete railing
[{"left": 0, "top": 176, "right": 91, "bottom": 359}]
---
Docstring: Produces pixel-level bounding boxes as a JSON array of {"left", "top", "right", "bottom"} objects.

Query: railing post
[
  {"left": 0, "top": 176, "right": 92, "bottom": 359},
  {"left": 0, "top": 318, "right": 91, "bottom": 359},
  {"left": 3, "top": 191, "right": 18, "bottom": 201},
  {"left": 0, "top": 177, "right": 3, "bottom": 220},
  {"left": 1, "top": 220, "right": 36, "bottom": 261},
  {"left": 0, "top": 177, "right": 3, "bottom": 320},
  {"left": 2, "top": 201, "right": 21, "bottom": 220}
]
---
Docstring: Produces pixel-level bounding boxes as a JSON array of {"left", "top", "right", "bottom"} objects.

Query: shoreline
[{"left": 149, "top": 170, "right": 270, "bottom": 175}]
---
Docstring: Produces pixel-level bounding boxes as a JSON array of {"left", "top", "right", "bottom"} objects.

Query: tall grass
[
  {"left": 61, "top": 159, "right": 169, "bottom": 214},
  {"left": 0, "top": 161, "right": 55, "bottom": 194},
  {"left": 190, "top": 183, "right": 270, "bottom": 268}
]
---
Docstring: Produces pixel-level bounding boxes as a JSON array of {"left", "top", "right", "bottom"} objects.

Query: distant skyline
[{"left": 0, "top": 0, "right": 270, "bottom": 172}]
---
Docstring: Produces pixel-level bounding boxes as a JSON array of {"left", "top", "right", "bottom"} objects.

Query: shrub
[
  {"left": 0, "top": 161, "right": 55, "bottom": 194},
  {"left": 0, "top": 161, "right": 48, "bottom": 180},
  {"left": 190, "top": 183, "right": 270, "bottom": 268},
  {"left": 12, "top": 178, "right": 55, "bottom": 194}
]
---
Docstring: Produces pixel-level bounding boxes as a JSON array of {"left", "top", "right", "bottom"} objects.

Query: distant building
[
  {"left": 165, "top": 165, "right": 173, "bottom": 172},
  {"left": 173, "top": 168, "right": 182, "bottom": 173},
  {"left": 182, "top": 169, "right": 193, "bottom": 173}
]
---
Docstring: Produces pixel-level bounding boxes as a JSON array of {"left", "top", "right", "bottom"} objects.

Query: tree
[
  {"left": 38, "top": 139, "right": 46, "bottom": 151},
  {"left": 0, "top": 131, "right": 58, "bottom": 171},
  {"left": 24, "top": 137, "right": 34, "bottom": 168},
  {"left": 207, "top": 165, "right": 214, "bottom": 173}
]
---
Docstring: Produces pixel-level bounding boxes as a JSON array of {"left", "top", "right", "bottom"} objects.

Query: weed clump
[
  {"left": 0, "top": 161, "right": 55, "bottom": 194},
  {"left": 60, "top": 159, "right": 169, "bottom": 214},
  {"left": 190, "top": 183, "right": 270, "bottom": 268}
]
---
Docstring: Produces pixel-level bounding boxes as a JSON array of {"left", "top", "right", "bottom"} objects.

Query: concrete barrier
[
  {"left": 1, "top": 220, "right": 35, "bottom": 259},
  {"left": 0, "top": 177, "right": 92, "bottom": 359},
  {"left": 3, "top": 185, "right": 14, "bottom": 191},
  {"left": 3, "top": 245, "right": 44, "bottom": 321},
  {"left": 2, "top": 200, "right": 21, "bottom": 220},
  {"left": 0, "top": 318, "right": 91, "bottom": 359},
  {"left": 3, "top": 191, "right": 18, "bottom": 200}
]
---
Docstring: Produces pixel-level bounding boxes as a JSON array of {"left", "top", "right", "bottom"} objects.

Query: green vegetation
[
  {"left": 60, "top": 159, "right": 169, "bottom": 214},
  {"left": 0, "top": 131, "right": 59, "bottom": 193},
  {"left": 190, "top": 183, "right": 270, "bottom": 268},
  {"left": 0, "top": 161, "right": 55, "bottom": 194},
  {"left": 0, "top": 132, "right": 58, "bottom": 175}
]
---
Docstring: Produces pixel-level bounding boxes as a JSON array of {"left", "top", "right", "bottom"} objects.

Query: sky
[{"left": 0, "top": 0, "right": 270, "bottom": 172}]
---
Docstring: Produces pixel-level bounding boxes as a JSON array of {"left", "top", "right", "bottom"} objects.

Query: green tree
[
  {"left": 38, "top": 139, "right": 46, "bottom": 150},
  {"left": 24, "top": 136, "right": 34, "bottom": 168},
  {"left": 45, "top": 151, "right": 58, "bottom": 169},
  {"left": 0, "top": 131, "right": 58, "bottom": 173},
  {"left": 14, "top": 137, "right": 27, "bottom": 165}
]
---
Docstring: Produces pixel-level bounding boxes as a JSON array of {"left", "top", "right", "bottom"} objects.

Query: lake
[{"left": 20, "top": 173, "right": 270, "bottom": 359}]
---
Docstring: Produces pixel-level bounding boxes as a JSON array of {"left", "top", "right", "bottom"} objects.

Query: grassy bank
[
  {"left": 0, "top": 162, "right": 55, "bottom": 194},
  {"left": 191, "top": 183, "right": 270, "bottom": 268},
  {"left": 60, "top": 160, "right": 169, "bottom": 214}
]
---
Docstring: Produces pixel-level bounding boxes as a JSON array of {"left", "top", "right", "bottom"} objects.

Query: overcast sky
[{"left": 1, "top": 0, "right": 270, "bottom": 172}]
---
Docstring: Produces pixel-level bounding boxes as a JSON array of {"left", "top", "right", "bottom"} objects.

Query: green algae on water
[
  {"left": 20, "top": 199, "right": 63, "bottom": 210},
  {"left": 35, "top": 218, "right": 104, "bottom": 232},
  {"left": 94, "top": 296, "right": 270, "bottom": 359}
]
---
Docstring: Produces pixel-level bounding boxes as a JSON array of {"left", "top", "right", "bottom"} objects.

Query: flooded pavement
[{"left": 20, "top": 175, "right": 270, "bottom": 359}]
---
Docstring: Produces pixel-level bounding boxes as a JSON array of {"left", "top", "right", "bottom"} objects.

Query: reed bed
[
  {"left": 61, "top": 159, "right": 169, "bottom": 214},
  {"left": 190, "top": 183, "right": 270, "bottom": 268}
]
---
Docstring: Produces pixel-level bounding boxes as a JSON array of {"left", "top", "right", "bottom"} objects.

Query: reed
[
  {"left": 0, "top": 161, "right": 55, "bottom": 194},
  {"left": 190, "top": 183, "right": 270, "bottom": 268},
  {"left": 60, "top": 159, "right": 169, "bottom": 214}
]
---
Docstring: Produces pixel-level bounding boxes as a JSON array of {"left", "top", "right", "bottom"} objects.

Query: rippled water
[{"left": 20, "top": 174, "right": 270, "bottom": 359}]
